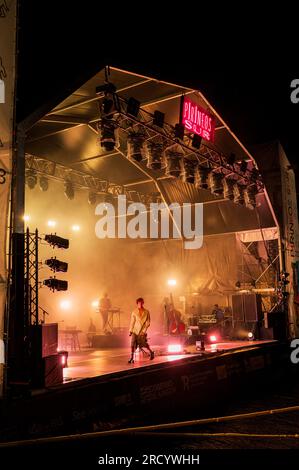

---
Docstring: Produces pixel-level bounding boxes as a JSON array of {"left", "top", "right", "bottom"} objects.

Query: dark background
[{"left": 17, "top": 1, "right": 299, "bottom": 165}]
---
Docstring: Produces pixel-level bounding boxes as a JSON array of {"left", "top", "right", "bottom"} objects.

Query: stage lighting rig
[
  {"left": 127, "top": 97, "right": 141, "bottom": 117},
  {"left": 223, "top": 178, "right": 235, "bottom": 200},
  {"left": 174, "top": 123, "right": 185, "bottom": 140},
  {"left": 153, "top": 110, "right": 165, "bottom": 128},
  {"left": 45, "top": 257, "right": 68, "bottom": 273},
  {"left": 25, "top": 169, "right": 37, "bottom": 189},
  {"left": 227, "top": 153, "right": 236, "bottom": 166},
  {"left": 192, "top": 134, "right": 202, "bottom": 149},
  {"left": 209, "top": 172, "right": 224, "bottom": 196},
  {"left": 239, "top": 160, "right": 248, "bottom": 173},
  {"left": 165, "top": 146, "right": 184, "bottom": 178},
  {"left": 45, "top": 234, "right": 69, "bottom": 249},
  {"left": 233, "top": 183, "right": 245, "bottom": 205},
  {"left": 181, "top": 159, "right": 197, "bottom": 184},
  {"left": 88, "top": 191, "right": 97, "bottom": 205},
  {"left": 64, "top": 181, "right": 75, "bottom": 200},
  {"left": 43, "top": 278, "right": 68, "bottom": 292},
  {"left": 244, "top": 184, "right": 258, "bottom": 209},
  {"left": 195, "top": 166, "right": 210, "bottom": 190},
  {"left": 145, "top": 142, "right": 166, "bottom": 170},
  {"left": 127, "top": 131, "right": 146, "bottom": 162},
  {"left": 39, "top": 176, "right": 49, "bottom": 192}
]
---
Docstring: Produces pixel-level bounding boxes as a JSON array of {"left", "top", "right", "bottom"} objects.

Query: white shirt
[{"left": 129, "top": 308, "right": 150, "bottom": 335}]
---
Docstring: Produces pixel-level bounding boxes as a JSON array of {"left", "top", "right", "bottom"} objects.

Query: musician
[
  {"left": 99, "top": 292, "right": 111, "bottom": 333},
  {"left": 212, "top": 304, "right": 224, "bottom": 322},
  {"left": 128, "top": 297, "right": 154, "bottom": 363},
  {"left": 168, "top": 303, "right": 185, "bottom": 335}
]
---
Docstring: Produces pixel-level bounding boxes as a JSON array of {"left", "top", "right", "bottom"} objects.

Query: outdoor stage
[
  {"left": 63, "top": 340, "right": 276, "bottom": 382},
  {"left": 2, "top": 338, "right": 295, "bottom": 444}
]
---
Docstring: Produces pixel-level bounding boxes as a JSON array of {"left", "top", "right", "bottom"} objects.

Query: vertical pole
[{"left": 35, "top": 229, "right": 39, "bottom": 325}]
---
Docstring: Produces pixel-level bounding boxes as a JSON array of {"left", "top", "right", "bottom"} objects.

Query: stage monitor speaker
[{"left": 30, "top": 323, "right": 58, "bottom": 358}]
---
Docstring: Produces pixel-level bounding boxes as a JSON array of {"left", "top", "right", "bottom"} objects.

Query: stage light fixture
[
  {"left": 47, "top": 220, "right": 56, "bottom": 228},
  {"left": 88, "top": 191, "right": 97, "bottom": 205},
  {"left": 223, "top": 178, "right": 235, "bottom": 200},
  {"left": 192, "top": 134, "right": 202, "bottom": 149},
  {"left": 23, "top": 214, "right": 30, "bottom": 222},
  {"left": 26, "top": 170, "right": 37, "bottom": 189},
  {"left": 92, "top": 300, "right": 99, "bottom": 308},
  {"left": 145, "top": 142, "right": 166, "bottom": 170},
  {"left": 45, "top": 234, "right": 69, "bottom": 249},
  {"left": 98, "top": 192, "right": 115, "bottom": 206},
  {"left": 209, "top": 172, "right": 224, "bottom": 196},
  {"left": 167, "top": 279, "right": 177, "bottom": 286},
  {"left": 195, "top": 166, "right": 210, "bottom": 190},
  {"left": 64, "top": 181, "right": 75, "bottom": 200},
  {"left": 153, "top": 110, "right": 165, "bottom": 128},
  {"left": 99, "top": 117, "right": 117, "bottom": 151},
  {"left": 167, "top": 344, "right": 183, "bottom": 354},
  {"left": 60, "top": 300, "right": 71, "bottom": 309},
  {"left": 209, "top": 335, "right": 218, "bottom": 343},
  {"left": 45, "top": 257, "right": 68, "bottom": 273},
  {"left": 127, "top": 97, "right": 140, "bottom": 117},
  {"left": 247, "top": 332, "right": 254, "bottom": 340},
  {"left": 174, "top": 123, "right": 185, "bottom": 140},
  {"left": 251, "top": 168, "right": 260, "bottom": 181},
  {"left": 227, "top": 153, "right": 236, "bottom": 166},
  {"left": 165, "top": 148, "right": 184, "bottom": 178},
  {"left": 127, "top": 131, "right": 145, "bottom": 162},
  {"left": 244, "top": 184, "right": 258, "bottom": 209},
  {"left": 71, "top": 225, "right": 80, "bottom": 232},
  {"left": 233, "top": 183, "right": 245, "bottom": 205},
  {"left": 239, "top": 160, "right": 248, "bottom": 173},
  {"left": 180, "top": 159, "right": 197, "bottom": 184},
  {"left": 39, "top": 176, "right": 49, "bottom": 192},
  {"left": 235, "top": 281, "right": 241, "bottom": 288},
  {"left": 43, "top": 278, "right": 68, "bottom": 292}
]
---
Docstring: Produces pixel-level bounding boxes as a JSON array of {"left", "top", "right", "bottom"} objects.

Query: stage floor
[{"left": 63, "top": 340, "right": 276, "bottom": 383}]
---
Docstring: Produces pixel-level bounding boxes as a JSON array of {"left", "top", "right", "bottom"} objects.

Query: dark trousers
[{"left": 130, "top": 333, "right": 151, "bottom": 355}]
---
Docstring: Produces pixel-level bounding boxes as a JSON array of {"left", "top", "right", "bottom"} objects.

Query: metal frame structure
[{"left": 24, "top": 228, "right": 39, "bottom": 326}]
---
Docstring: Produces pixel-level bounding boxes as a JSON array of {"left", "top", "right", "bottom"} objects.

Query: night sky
[{"left": 17, "top": 2, "right": 299, "bottom": 165}]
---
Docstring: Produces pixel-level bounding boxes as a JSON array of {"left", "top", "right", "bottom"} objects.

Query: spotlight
[
  {"left": 209, "top": 172, "right": 224, "bottom": 196},
  {"left": 60, "top": 300, "right": 71, "bottom": 309},
  {"left": 58, "top": 350, "right": 68, "bottom": 368},
  {"left": 233, "top": 183, "right": 245, "bottom": 205},
  {"left": 47, "top": 220, "right": 56, "bottom": 228},
  {"left": 167, "top": 279, "right": 177, "bottom": 286},
  {"left": 180, "top": 159, "right": 196, "bottom": 184},
  {"left": 247, "top": 332, "right": 254, "bottom": 340},
  {"left": 26, "top": 170, "right": 37, "bottom": 189},
  {"left": 239, "top": 160, "right": 248, "bottom": 173},
  {"left": 165, "top": 148, "right": 184, "bottom": 178},
  {"left": 167, "top": 344, "right": 183, "bottom": 354},
  {"left": 244, "top": 184, "right": 258, "bottom": 209},
  {"left": 195, "top": 166, "right": 210, "bottom": 190},
  {"left": 39, "top": 176, "right": 49, "bottom": 192},
  {"left": 127, "top": 131, "right": 145, "bottom": 162},
  {"left": 223, "top": 178, "right": 235, "bottom": 200},
  {"left": 23, "top": 214, "right": 30, "bottom": 222},
  {"left": 192, "top": 134, "right": 202, "bottom": 149},
  {"left": 45, "top": 234, "right": 69, "bottom": 249},
  {"left": 153, "top": 110, "right": 165, "bottom": 128},
  {"left": 146, "top": 142, "right": 166, "bottom": 170},
  {"left": 88, "top": 192, "right": 97, "bottom": 205},
  {"left": 43, "top": 278, "right": 68, "bottom": 292},
  {"left": 209, "top": 334, "right": 218, "bottom": 343},
  {"left": 227, "top": 153, "right": 236, "bottom": 165},
  {"left": 45, "top": 257, "right": 68, "bottom": 273},
  {"left": 99, "top": 117, "right": 117, "bottom": 151},
  {"left": 127, "top": 97, "right": 140, "bottom": 117},
  {"left": 92, "top": 300, "right": 99, "bottom": 308},
  {"left": 71, "top": 225, "right": 80, "bottom": 232},
  {"left": 235, "top": 281, "right": 241, "bottom": 288},
  {"left": 174, "top": 123, "right": 185, "bottom": 140},
  {"left": 64, "top": 181, "right": 75, "bottom": 200}
]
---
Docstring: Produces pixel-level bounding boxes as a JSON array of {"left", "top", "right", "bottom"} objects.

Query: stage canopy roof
[{"left": 22, "top": 66, "right": 277, "bottom": 237}]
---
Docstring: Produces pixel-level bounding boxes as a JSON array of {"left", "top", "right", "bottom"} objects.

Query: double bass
[{"left": 168, "top": 293, "right": 185, "bottom": 335}]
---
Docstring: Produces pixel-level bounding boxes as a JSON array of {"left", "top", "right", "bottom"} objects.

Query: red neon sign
[{"left": 181, "top": 97, "right": 215, "bottom": 143}]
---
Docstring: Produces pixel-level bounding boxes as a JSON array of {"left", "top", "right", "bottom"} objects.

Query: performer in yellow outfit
[{"left": 128, "top": 297, "right": 154, "bottom": 363}]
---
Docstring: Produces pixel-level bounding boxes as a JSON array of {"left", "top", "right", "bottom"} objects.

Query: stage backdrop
[{"left": 0, "top": 0, "right": 17, "bottom": 396}]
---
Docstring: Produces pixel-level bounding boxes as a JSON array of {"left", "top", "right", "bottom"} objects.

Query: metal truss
[
  {"left": 25, "top": 228, "right": 39, "bottom": 326},
  {"left": 25, "top": 153, "right": 161, "bottom": 206},
  {"left": 97, "top": 93, "right": 264, "bottom": 190}
]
